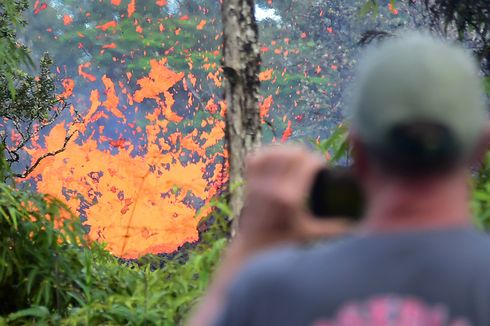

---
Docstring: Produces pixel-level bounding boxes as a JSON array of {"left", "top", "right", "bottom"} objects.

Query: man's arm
[{"left": 188, "top": 145, "right": 352, "bottom": 326}]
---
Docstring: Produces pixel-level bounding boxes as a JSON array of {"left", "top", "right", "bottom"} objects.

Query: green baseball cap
[{"left": 349, "top": 31, "right": 487, "bottom": 165}]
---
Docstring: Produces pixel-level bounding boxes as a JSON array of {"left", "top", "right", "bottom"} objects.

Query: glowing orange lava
[{"left": 28, "top": 60, "right": 226, "bottom": 259}]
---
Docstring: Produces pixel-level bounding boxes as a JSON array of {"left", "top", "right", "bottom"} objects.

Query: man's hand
[
  {"left": 188, "top": 145, "right": 353, "bottom": 326},
  {"left": 234, "top": 145, "right": 352, "bottom": 254}
]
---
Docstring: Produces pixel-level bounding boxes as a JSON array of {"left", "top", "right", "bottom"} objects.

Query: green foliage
[
  {"left": 418, "top": 0, "right": 489, "bottom": 75},
  {"left": 484, "top": 77, "right": 490, "bottom": 95},
  {"left": 0, "top": 1, "right": 486, "bottom": 325},
  {"left": 0, "top": 177, "right": 87, "bottom": 319},
  {"left": 472, "top": 151, "right": 490, "bottom": 228},
  {"left": 256, "top": 0, "right": 413, "bottom": 141},
  {"left": 0, "top": 156, "right": 229, "bottom": 325},
  {"left": 0, "top": 0, "right": 33, "bottom": 97},
  {"left": 0, "top": 0, "right": 70, "bottom": 178},
  {"left": 0, "top": 53, "right": 59, "bottom": 122},
  {"left": 62, "top": 238, "right": 226, "bottom": 326},
  {"left": 312, "top": 123, "right": 350, "bottom": 163},
  {"left": 363, "top": 0, "right": 490, "bottom": 76},
  {"left": 4, "top": 125, "right": 490, "bottom": 325},
  {"left": 359, "top": 0, "right": 379, "bottom": 17}
]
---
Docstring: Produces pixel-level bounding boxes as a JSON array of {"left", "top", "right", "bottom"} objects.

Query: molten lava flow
[
  {"left": 28, "top": 60, "right": 226, "bottom": 259},
  {"left": 281, "top": 120, "right": 293, "bottom": 142},
  {"left": 101, "top": 75, "right": 125, "bottom": 121},
  {"left": 78, "top": 62, "right": 97, "bottom": 82}
]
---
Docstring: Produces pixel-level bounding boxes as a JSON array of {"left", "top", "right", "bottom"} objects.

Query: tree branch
[
  {"left": 6, "top": 101, "right": 69, "bottom": 163},
  {"left": 13, "top": 130, "right": 77, "bottom": 179}
]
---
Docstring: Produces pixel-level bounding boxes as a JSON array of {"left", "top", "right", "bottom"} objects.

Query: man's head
[{"left": 349, "top": 31, "right": 487, "bottom": 179}]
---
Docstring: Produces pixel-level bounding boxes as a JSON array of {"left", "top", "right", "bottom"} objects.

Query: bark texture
[{"left": 222, "top": 0, "right": 261, "bottom": 233}]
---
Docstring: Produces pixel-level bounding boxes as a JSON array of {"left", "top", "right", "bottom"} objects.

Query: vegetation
[
  {"left": 419, "top": 0, "right": 489, "bottom": 75},
  {"left": 0, "top": 0, "right": 489, "bottom": 324},
  {"left": 2, "top": 120, "right": 490, "bottom": 324},
  {"left": 0, "top": 0, "right": 31, "bottom": 95},
  {"left": 365, "top": 0, "right": 489, "bottom": 77},
  {"left": 0, "top": 150, "right": 229, "bottom": 325},
  {"left": 0, "top": 0, "right": 78, "bottom": 180}
]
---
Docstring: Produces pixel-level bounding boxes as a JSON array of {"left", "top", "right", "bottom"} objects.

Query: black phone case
[{"left": 308, "top": 167, "right": 365, "bottom": 221}]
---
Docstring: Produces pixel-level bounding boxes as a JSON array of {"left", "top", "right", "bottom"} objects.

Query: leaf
[
  {"left": 372, "top": 1, "right": 379, "bottom": 16},
  {"left": 321, "top": 124, "right": 347, "bottom": 152},
  {"left": 8, "top": 207, "right": 18, "bottom": 230},
  {"left": 331, "top": 137, "right": 349, "bottom": 163},
  {"left": 359, "top": 1, "right": 373, "bottom": 17},
  {"left": 0, "top": 206, "right": 10, "bottom": 225},
  {"left": 7, "top": 306, "right": 49, "bottom": 321},
  {"left": 215, "top": 201, "right": 232, "bottom": 217},
  {"left": 484, "top": 77, "right": 490, "bottom": 95},
  {"left": 26, "top": 268, "right": 39, "bottom": 295},
  {"left": 6, "top": 74, "right": 16, "bottom": 99}
]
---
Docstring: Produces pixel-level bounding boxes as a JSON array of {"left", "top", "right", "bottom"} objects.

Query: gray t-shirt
[{"left": 215, "top": 228, "right": 490, "bottom": 326}]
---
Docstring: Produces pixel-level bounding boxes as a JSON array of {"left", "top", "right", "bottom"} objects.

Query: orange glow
[
  {"left": 207, "top": 70, "right": 222, "bottom": 87},
  {"left": 128, "top": 0, "right": 136, "bottom": 17},
  {"left": 85, "top": 89, "right": 101, "bottom": 124},
  {"left": 78, "top": 62, "right": 97, "bottom": 82},
  {"left": 60, "top": 79, "right": 75, "bottom": 99},
  {"left": 33, "top": 1, "right": 47, "bottom": 15},
  {"left": 96, "top": 20, "right": 118, "bottom": 31},
  {"left": 27, "top": 125, "right": 222, "bottom": 258},
  {"left": 260, "top": 96, "right": 273, "bottom": 120},
  {"left": 101, "top": 75, "right": 125, "bottom": 121},
  {"left": 259, "top": 68, "right": 273, "bottom": 81},
  {"left": 28, "top": 62, "right": 226, "bottom": 259},
  {"left": 281, "top": 120, "right": 292, "bottom": 142},
  {"left": 63, "top": 15, "right": 73, "bottom": 26},
  {"left": 196, "top": 20, "right": 207, "bottom": 30},
  {"left": 133, "top": 59, "right": 184, "bottom": 107},
  {"left": 26, "top": 3, "right": 232, "bottom": 259},
  {"left": 102, "top": 43, "right": 117, "bottom": 49},
  {"left": 388, "top": 3, "right": 399, "bottom": 15}
]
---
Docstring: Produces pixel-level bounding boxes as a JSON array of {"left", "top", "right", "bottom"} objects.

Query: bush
[
  {"left": 3, "top": 122, "right": 490, "bottom": 325},
  {"left": 0, "top": 153, "right": 228, "bottom": 325},
  {"left": 0, "top": 180, "right": 87, "bottom": 321}
]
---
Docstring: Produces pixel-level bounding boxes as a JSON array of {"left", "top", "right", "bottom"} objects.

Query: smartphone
[{"left": 308, "top": 167, "right": 365, "bottom": 221}]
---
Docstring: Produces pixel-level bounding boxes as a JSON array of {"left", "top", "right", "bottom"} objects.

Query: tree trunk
[{"left": 221, "top": 0, "right": 261, "bottom": 235}]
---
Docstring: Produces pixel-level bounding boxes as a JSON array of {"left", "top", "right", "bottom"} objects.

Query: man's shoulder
[
  {"left": 232, "top": 238, "right": 348, "bottom": 291},
  {"left": 220, "top": 229, "right": 490, "bottom": 325},
  {"left": 232, "top": 228, "right": 490, "bottom": 290}
]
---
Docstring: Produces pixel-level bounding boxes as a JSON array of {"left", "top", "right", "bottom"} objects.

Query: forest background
[{"left": 0, "top": 0, "right": 489, "bottom": 324}]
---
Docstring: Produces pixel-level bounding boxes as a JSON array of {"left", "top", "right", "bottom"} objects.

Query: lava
[{"left": 27, "top": 58, "right": 226, "bottom": 259}]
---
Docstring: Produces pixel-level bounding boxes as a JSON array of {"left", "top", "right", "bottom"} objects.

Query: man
[{"left": 190, "top": 32, "right": 490, "bottom": 325}]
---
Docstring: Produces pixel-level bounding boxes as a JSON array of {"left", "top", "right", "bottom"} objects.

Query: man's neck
[{"left": 361, "top": 172, "right": 472, "bottom": 233}]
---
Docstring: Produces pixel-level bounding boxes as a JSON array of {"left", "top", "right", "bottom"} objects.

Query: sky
[
  {"left": 166, "top": 0, "right": 281, "bottom": 22},
  {"left": 255, "top": 5, "right": 281, "bottom": 22}
]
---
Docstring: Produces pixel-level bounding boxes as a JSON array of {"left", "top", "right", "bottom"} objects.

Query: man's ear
[{"left": 471, "top": 120, "right": 490, "bottom": 164}]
